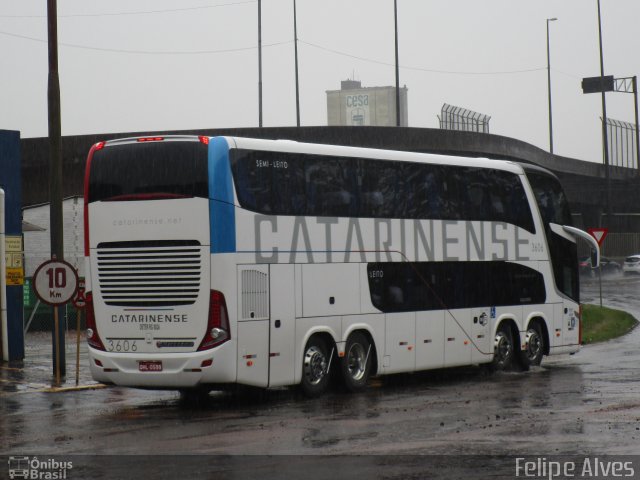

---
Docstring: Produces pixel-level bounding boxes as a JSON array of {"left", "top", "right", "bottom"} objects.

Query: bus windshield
[
  {"left": 88, "top": 141, "right": 209, "bottom": 203},
  {"left": 526, "top": 169, "right": 579, "bottom": 302}
]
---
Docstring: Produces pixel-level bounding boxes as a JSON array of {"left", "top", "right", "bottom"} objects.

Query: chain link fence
[
  {"left": 438, "top": 103, "right": 490, "bottom": 133},
  {"left": 605, "top": 117, "right": 638, "bottom": 169}
]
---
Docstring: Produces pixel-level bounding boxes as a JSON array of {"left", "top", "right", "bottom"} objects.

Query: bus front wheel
[
  {"left": 301, "top": 336, "right": 331, "bottom": 398},
  {"left": 341, "top": 332, "right": 373, "bottom": 393}
]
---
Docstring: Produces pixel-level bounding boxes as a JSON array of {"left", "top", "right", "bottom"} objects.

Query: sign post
[
  {"left": 33, "top": 258, "right": 78, "bottom": 385},
  {"left": 587, "top": 228, "right": 609, "bottom": 308},
  {"left": 72, "top": 280, "right": 86, "bottom": 386}
]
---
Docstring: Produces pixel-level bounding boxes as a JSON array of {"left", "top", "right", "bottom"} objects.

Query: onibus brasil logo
[{"left": 8, "top": 456, "right": 73, "bottom": 479}]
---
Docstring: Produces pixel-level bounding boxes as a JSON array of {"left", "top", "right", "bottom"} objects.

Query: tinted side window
[
  {"left": 306, "top": 155, "right": 358, "bottom": 217},
  {"left": 232, "top": 150, "right": 306, "bottom": 215},
  {"left": 230, "top": 149, "right": 535, "bottom": 232},
  {"left": 526, "top": 171, "right": 572, "bottom": 226},
  {"left": 360, "top": 159, "right": 403, "bottom": 218},
  {"left": 367, "top": 262, "right": 546, "bottom": 312}
]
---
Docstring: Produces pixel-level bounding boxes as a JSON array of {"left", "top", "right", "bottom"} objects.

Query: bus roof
[
  {"left": 226, "top": 136, "right": 526, "bottom": 175},
  {"left": 97, "top": 135, "right": 527, "bottom": 175}
]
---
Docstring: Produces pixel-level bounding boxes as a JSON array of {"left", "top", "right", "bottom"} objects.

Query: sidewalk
[{"left": 0, "top": 331, "right": 107, "bottom": 395}]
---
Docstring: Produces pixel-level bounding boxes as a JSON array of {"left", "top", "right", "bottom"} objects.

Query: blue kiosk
[{"left": 0, "top": 129, "right": 24, "bottom": 362}]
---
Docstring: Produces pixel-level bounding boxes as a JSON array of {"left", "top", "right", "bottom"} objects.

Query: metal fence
[
  {"left": 577, "top": 232, "right": 640, "bottom": 259},
  {"left": 23, "top": 278, "right": 85, "bottom": 333},
  {"left": 605, "top": 117, "right": 638, "bottom": 169},
  {"left": 438, "top": 103, "right": 490, "bottom": 133}
]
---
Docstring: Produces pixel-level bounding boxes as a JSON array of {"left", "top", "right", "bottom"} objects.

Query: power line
[
  {"left": 0, "top": 27, "right": 568, "bottom": 77},
  {"left": 0, "top": 0, "right": 257, "bottom": 19},
  {"left": 0, "top": 29, "right": 290, "bottom": 55},
  {"left": 300, "top": 39, "right": 547, "bottom": 76},
  {"left": 553, "top": 68, "right": 582, "bottom": 80}
]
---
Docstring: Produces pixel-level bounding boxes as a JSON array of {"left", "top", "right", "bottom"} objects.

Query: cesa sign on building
[{"left": 345, "top": 94, "right": 370, "bottom": 126}]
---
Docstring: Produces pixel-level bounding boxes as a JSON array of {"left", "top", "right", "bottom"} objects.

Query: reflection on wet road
[{"left": 2, "top": 276, "right": 639, "bottom": 458}]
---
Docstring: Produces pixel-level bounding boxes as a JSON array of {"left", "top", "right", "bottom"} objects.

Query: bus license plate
[{"left": 138, "top": 361, "right": 162, "bottom": 372}]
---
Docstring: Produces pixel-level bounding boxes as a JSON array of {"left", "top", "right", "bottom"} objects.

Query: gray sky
[{"left": 0, "top": 0, "right": 638, "bottom": 164}]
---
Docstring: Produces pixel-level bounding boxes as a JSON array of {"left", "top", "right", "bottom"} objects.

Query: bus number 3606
[{"left": 107, "top": 340, "right": 138, "bottom": 352}]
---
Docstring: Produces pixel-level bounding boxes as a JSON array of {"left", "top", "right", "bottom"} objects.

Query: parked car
[
  {"left": 578, "top": 256, "right": 622, "bottom": 277},
  {"left": 623, "top": 254, "right": 640, "bottom": 275}
]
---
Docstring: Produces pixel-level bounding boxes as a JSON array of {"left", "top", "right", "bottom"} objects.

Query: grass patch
[{"left": 581, "top": 304, "right": 638, "bottom": 344}]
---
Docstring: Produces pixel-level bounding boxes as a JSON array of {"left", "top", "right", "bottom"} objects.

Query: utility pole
[
  {"left": 258, "top": 0, "right": 263, "bottom": 127},
  {"left": 394, "top": 0, "right": 400, "bottom": 127},
  {"left": 47, "top": 0, "right": 66, "bottom": 377}
]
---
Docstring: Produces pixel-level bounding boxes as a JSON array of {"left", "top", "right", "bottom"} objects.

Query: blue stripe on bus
[{"left": 208, "top": 137, "right": 236, "bottom": 253}]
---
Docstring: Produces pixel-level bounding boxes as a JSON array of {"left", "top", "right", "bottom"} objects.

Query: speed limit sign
[{"left": 33, "top": 259, "right": 79, "bottom": 306}]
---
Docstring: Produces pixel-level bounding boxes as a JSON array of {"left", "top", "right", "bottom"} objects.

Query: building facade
[
  {"left": 326, "top": 80, "right": 408, "bottom": 127},
  {"left": 23, "top": 197, "right": 85, "bottom": 278}
]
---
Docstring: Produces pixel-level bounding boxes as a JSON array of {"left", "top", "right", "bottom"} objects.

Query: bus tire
[
  {"left": 491, "top": 323, "right": 514, "bottom": 371},
  {"left": 341, "top": 332, "right": 373, "bottom": 393},
  {"left": 522, "top": 322, "right": 545, "bottom": 367},
  {"left": 301, "top": 336, "right": 331, "bottom": 398}
]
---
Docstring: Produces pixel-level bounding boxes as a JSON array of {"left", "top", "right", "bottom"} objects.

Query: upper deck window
[
  {"left": 231, "top": 149, "right": 535, "bottom": 232},
  {"left": 88, "top": 141, "right": 208, "bottom": 203}
]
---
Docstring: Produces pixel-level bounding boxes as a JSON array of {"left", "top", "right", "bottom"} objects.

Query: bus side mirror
[{"left": 591, "top": 249, "right": 599, "bottom": 268}]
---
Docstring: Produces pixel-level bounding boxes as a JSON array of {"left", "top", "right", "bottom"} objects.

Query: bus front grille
[{"left": 96, "top": 240, "right": 202, "bottom": 307}]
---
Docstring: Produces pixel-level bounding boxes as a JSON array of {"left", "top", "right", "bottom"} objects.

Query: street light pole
[
  {"left": 293, "top": 0, "right": 300, "bottom": 127},
  {"left": 596, "top": 0, "right": 612, "bottom": 226},
  {"left": 394, "top": 0, "right": 400, "bottom": 127},
  {"left": 546, "top": 18, "right": 557, "bottom": 154}
]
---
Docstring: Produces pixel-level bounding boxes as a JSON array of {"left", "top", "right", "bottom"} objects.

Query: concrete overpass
[{"left": 20, "top": 126, "right": 640, "bottom": 232}]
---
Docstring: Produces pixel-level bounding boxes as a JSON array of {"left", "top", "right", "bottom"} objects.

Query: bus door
[
  {"left": 268, "top": 264, "right": 296, "bottom": 387},
  {"left": 236, "top": 265, "right": 270, "bottom": 387},
  {"left": 236, "top": 264, "right": 296, "bottom": 388}
]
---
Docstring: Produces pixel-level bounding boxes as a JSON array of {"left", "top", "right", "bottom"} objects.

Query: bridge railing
[{"left": 577, "top": 232, "right": 640, "bottom": 259}]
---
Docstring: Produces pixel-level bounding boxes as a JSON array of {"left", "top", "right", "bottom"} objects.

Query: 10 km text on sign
[{"left": 33, "top": 259, "right": 79, "bottom": 306}]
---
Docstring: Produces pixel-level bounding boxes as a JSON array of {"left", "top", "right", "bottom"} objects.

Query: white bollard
[{"left": 0, "top": 188, "right": 8, "bottom": 361}]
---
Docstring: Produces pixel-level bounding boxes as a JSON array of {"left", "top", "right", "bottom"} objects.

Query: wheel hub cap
[{"left": 304, "top": 346, "right": 327, "bottom": 385}]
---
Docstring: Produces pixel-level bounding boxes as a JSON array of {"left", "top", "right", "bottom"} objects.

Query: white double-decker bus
[{"left": 83, "top": 135, "right": 598, "bottom": 396}]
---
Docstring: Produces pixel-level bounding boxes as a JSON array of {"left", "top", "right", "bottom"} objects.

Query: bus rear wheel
[
  {"left": 491, "top": 323, "right": 514, "bottom": 371},
  {"left": 341, "top": 332, "right": 372, "bottom": 393},
  {"left": 522, "top": 323, "right": 544, "bottom": 367},
  {"left": 301, "top": 336, "right": 331, "bottom": 398}
]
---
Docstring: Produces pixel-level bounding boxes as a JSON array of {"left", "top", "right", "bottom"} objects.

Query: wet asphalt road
[{"left": 2, "top": 274, "right": 640, "bottom": 477}]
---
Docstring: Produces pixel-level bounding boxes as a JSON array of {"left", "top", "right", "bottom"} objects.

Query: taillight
[
  {"left": 84, "top": 142, "right": 105, "bottom": 255},
  {"left": 198, "top": 290, "right": 230, "bottom": 351},
  {"left": 137, "top": 137, "right": 164, "bottom": 143},
  {"left": 198, "top": 136, "right": 210, "bottom": 145},
  {"left": 85, "top": 292, "right": 106, "bottom": 351}
]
